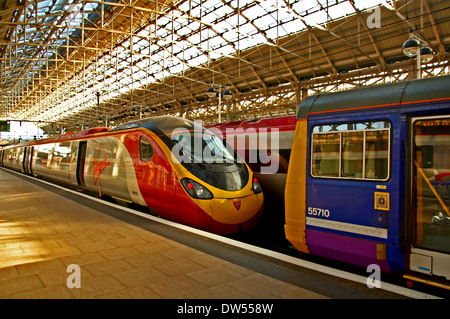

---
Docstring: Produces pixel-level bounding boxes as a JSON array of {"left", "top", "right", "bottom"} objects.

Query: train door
[
  {"left": 77, "top": 141, "right": 87, "bottom": 186},
  {"left": 28, "top": 147, "right": 34, "bottom": 174},
  {"left": 23, "top": 148, "right": 28, "bottom": 173},
  {"left": 23, "top": 147, "right": 33, "bottom": 174},
  {"left": 135, "top": 136, "right": 156, "bottom": 205},
  {"left": 68, "top": 142, "right": 78, "bottom": 184},
  {"left": 408, "top": 115, "right": 450, "bottom": 281}
]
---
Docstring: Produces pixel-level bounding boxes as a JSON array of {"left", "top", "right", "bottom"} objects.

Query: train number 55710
[{"left": 307, "top": 207, "right": 330, "bottom": 218}]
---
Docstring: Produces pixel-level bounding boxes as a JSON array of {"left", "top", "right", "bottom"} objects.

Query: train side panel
[
  {"left": 304, "top": 112, "right": 401, "bottom": 273},
  {"left": 2, "top": 146, "right": 25, "bottom": 172},
  {"left": 133, "top": 131, "right": 181, "bottom": 220},
  {"left": 32, "top": 142, "right": 73, "bottom": 185},
  {"left": 83, "top": 135, "right": 146, "bottom": 206}
]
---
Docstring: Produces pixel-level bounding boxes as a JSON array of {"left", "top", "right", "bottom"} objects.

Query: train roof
[
  {"left": 2, "top": 117, "right": 202, "bottom": 149},
  {"left": 0, "top": 141, "right": 33, "bottom": 149},
  {"left": 64, "top": 127, "right": 111, "bottom": 137},
  {"left": 297, "top": 75, "right": 450, "bottom": 120},
  {"left": 36, "top": 127, "right": 111, "bottom": 143},
  {"left": 1, "top": 127, "right": 111, "bottom": 149},
  {"left": 110, "top": 116, "right": 202, "bottom": 136}
]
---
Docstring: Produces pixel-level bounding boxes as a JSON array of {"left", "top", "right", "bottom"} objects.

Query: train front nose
[{"left": 209, "top": 192, "right": 264, "bottom": 234}]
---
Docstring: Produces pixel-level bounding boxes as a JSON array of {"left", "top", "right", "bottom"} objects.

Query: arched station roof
[{"left": 0, "top": 0, "right": 449, "bottom": 134}]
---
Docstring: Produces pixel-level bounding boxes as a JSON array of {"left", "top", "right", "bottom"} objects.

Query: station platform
[{"left": 0, "top": 167, "right": 435, "bottom": 300}]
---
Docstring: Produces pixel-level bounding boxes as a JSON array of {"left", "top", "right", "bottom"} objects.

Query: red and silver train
[{"left": 0, "top": 116, "right": 264, "bottom": 235}]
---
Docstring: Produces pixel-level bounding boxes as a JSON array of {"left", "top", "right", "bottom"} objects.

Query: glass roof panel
[
  {"left": 352, "top": 0, "right": 386, "bottom": 10},
  {"left": 2, "top": 0, "right": 411, "bottom": 126}
]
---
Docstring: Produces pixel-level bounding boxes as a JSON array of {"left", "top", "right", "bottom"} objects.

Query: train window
[
  {"left": 342, "top": 131, "right": 365, "bottom": 178},
  {"left": 55, "top": 142, "right": 72, "bottom": 169},
  {"left": 365, "top": 130, "right": 389, "bottom": 179},
  {"left": 140, "top": 137, "right": 154, "bottom": 162},
  {"left": 312, "top": 133, "right": 340, "bottom": 177},
  {"left": 311, "top": 121, "right": 390, "bottom": 181}
]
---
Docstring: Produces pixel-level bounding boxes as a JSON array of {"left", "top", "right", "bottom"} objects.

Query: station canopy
[{"left": 0, "top": 0, "right": 449, "bottom": 134}]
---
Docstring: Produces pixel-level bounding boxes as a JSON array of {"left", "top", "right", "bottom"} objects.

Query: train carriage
[
  {"left": 1, "top": 116, "right": 264, "bottom": 235},
  {"left": 285, "top": 75, "right": 450, "bottom": 287}
]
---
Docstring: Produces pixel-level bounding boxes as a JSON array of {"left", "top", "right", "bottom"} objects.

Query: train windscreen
[{"left": 158, "top": 117, "right": 249, "bottom": 191}]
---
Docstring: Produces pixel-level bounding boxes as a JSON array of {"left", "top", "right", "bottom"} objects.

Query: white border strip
[
  {"left": 306, "top": 217, "right": 388, "bottom": 239},
  {"left": 2, "top": 167, "right": 440, "bottom": 299}
]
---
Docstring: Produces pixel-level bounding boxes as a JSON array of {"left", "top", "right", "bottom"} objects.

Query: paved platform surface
[{"left": 0, "top": 168, "right": 328, "bottom": 299}]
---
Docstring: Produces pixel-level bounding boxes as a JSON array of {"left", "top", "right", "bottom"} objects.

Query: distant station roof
[{"left": 0, "top": 0, "right": 449, "bottom": 134}]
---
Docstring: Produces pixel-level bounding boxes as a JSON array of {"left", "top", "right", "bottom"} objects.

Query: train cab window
[
  {"left": 311, "top": 120, "right": 390, "bottom": 181},
  {"left": 140, "top": 136, "right": 154, "bottom": 162}
]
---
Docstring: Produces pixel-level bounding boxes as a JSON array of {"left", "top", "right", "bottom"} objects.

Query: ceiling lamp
[
  {"left": 402, "top": 28, "right": 434, "bottom": 63},
  {"left": 206, "top": 83, "right": 233, "bottom": 123},
  {"left": 402, "top": 38, "right": 421, "bottom": 58},
  {"left": 222, "top": 87, "right": 233, "bottom": 101},
  {"left": 420, "top": 46, "right": 434, "bottom": 64},
  {"left": 206, "top": 83, "right": 216, "bottom": 98}
]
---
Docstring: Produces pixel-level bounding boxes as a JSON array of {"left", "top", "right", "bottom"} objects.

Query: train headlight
[
  {"left": 252, "top": 177, "right": 262, "bottom": 194},
  {"left": 181, "top": 178, "right": 214, "bottom": 199}
]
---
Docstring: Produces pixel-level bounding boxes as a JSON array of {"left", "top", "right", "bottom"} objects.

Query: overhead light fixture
[
  {"left": 402, "top": 38, "right": 420, "bottom": 58},
  {"left": 402, "top": 28, "right": 434, "bottom": 79},
  {"left": 206, "top": 83, "right": 233, "bottom": 123},
  {"left": 420, "top": 46, "right": 434, "bottom": 64},
  {"left": 223, "top": 86, "right": 233, "bottom": 101},
  {"left": 206, "top": 83, "right": 216, "bottom": 98}
]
